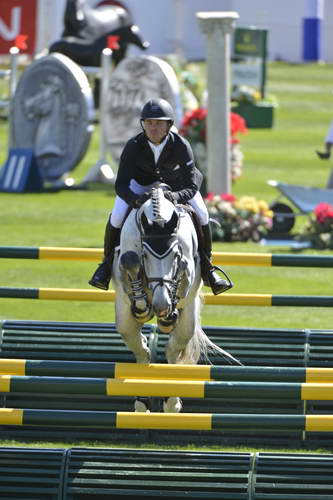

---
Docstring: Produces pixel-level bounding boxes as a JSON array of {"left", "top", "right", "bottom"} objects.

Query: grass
[
  {"left": 1, "top": 61, "right": 333, "bottom": 451},
  {"left": 1, "top": 438, "right": 331, "bottom": 455}
]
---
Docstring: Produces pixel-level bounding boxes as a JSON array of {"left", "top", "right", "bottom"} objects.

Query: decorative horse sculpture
[
  {"left": 49, "top": 0, "right": 149, "bottom": 67},
  {"left": 112, "top": 186, "right": 241, "bottom": 413}
]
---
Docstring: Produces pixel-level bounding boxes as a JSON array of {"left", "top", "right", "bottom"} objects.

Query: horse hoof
[
  {"left": 134, "top": 397, "right": 151, "bottom": 413},
  {"left": 163, "top": 397, "right": 182, "bottom": 413}
]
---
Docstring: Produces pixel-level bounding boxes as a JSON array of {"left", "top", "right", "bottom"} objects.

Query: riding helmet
[{"left": 140, "top": 98, "right": 174, "bottom": 124}]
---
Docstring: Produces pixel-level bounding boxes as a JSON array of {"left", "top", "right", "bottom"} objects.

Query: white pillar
[
  {"left": 36, "top": 0, "right": 66, "bottom": 54},
  {"left": 197, "top": 11, "right": 238, "bottom": 194},
  {"left": 175, "top": 0, "right": 185, "bottom": 60}
]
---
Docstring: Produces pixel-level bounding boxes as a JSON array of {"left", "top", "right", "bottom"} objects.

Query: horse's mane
[
  {"left": 151, "top": 187, "right": 164, "bottom": 225},
  {"left": 143, "top": 187, "right": 175, "bottom": 228}
]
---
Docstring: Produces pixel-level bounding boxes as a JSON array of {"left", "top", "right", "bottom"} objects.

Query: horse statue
[
  {"left": 49, "top": 0, "right": 149, "bottom": 67},
  {"left": 112, "top": 186, "right": 241, "bottom": 413}
]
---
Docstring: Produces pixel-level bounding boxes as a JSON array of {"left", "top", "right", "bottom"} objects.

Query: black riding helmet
[{"left": 140, "top": 98, "right": 174, "bottom": 125}]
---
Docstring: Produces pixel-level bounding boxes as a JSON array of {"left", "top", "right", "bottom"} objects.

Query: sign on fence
[{"left": 0, "top": 0, "right": 37, "bottom": 55}]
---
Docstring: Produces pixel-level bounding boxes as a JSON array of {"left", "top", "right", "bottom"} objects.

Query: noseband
[
  {"left": 142, "top": 235, "right": 184, "bottom": 306},
  {"left": 136, "top": 209, "right": 185, "bottom": 312}
]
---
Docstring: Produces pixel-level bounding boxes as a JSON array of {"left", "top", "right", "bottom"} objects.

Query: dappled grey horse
[{"left": 112, "top": 186, "right": 241, "bottom": 413}]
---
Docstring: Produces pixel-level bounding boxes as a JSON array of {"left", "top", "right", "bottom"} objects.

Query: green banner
[{"left": 234, "top": 28, "right": 267, "bottom": 57}]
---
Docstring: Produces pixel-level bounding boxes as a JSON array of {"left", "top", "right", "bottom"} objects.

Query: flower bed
[
  {"left": 205, "top": 193, "right": 273, "bottom": 242},
  {"left": 297, "top": 202, "right": 333, "bottom": 249}
]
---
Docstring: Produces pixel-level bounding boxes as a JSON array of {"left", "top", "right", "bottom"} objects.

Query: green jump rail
[
  {"left": 1, "top": 245, "right": 333, "bottom": 267},
  {"left": 2, "top": 320, "right": 333, "bottom": 368},
  {"left": 2, "top": 320, "right": 333, "bottom": 445},
  {"left": 2, "top": 447, "right": 333, "bottom": 500}
]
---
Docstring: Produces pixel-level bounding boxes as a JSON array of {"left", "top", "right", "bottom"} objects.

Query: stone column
[{"left": 197, "top": 12, "right": 238, "bottom": 194}]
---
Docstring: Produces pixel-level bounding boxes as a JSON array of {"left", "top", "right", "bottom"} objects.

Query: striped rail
[
  {"left": 1, "top": 408, "right": 333, "bottom": 431},
  {"left": 1, "top": 375, "right": 333, "bottom": 400},
  {"left": 1, "top": 286, "right": 333, "bottom": 306},
  {"left": 1, "top": 359, "right": 333, "bottom": 382},
  {"left": 1, "top": 245, "right": 333, "bottom": 267}
]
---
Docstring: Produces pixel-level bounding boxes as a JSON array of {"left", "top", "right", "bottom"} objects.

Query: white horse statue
[{"left": 112, "top": 186, "right": 241, "bottom": 413}]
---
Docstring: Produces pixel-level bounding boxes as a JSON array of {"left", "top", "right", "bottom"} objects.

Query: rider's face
[{"left": 143, "top": 119, "right": 169, "bottom": 144}]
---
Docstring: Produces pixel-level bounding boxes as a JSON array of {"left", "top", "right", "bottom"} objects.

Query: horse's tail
[
  {"left": 177, "top": 296, "right": 243, "bottom": 366},
  {"left": 178, "top": 324, "right": 243, "bottom": 366},
  {"left": 194, "top": 326, "right": 243, "bottom": 366}
]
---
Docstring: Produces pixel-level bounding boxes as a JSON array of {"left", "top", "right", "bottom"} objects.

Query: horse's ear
[
  {"left": 166, "top": 211, "right": 179, "bottom": 232},
  {"left": 141, "top": 212, "right": 153, "bottom": 231}
]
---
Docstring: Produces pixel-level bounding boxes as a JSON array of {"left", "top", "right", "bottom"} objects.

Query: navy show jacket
[{"left": 115, "top": 131, "right": 203, "bottom": 206}]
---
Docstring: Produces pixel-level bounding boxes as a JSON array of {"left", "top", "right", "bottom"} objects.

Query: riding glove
[
  {"left": 164, "top": 190, "right": 179, "bottom": 204},
  {"left": 131, "top": 193, "right": 150, "bottom": 208}
]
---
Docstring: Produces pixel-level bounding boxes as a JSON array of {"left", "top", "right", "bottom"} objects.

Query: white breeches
[{"left": 110, "top": 179, "right": 209, "bottom": 227}]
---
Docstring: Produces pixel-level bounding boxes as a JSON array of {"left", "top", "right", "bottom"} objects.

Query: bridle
[
  {"left": 143, "top": 239, "right": 184, "bottom": 310},
  {"left": 136, "top": 210, "right": 185, "bottom": 314}
]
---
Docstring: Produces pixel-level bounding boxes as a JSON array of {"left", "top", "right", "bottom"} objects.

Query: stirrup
[
  {"left": 88, "top": 262, "right": 111, "bottom": 290},
  {"left": 208, "top": 265, "right": 234, "bottom": 295}
]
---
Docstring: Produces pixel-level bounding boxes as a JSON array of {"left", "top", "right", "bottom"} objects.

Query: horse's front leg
[
  {"left": 115, "top": 288, "right": 151, "bottom": 363},
  {"left": 115, "top": 298, "right": 152, "bottom": 412},
  {"left": 163, "top": 300, "right": 201, "bottom": 413},
  {"left": 163, "top": 321, "right": 191, "bottom": 413},
  {"left": 162, "top": 315, "right": 192, "bottom": 414}
]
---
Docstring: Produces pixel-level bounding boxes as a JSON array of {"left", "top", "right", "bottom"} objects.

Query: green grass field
[{"left": 1, "top": 61, "right": 333, "bottom": 328}]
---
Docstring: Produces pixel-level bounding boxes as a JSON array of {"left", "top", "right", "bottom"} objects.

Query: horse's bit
[{"left": 142, "top": 237, "right": 185, "bottom": 326}]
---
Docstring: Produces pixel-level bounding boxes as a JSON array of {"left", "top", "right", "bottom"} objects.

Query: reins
[{"left": 135, "top": 202, "right": 185, "bottom": 312}]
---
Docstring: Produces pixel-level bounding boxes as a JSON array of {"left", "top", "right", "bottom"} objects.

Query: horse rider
[{"left": 89, "top": 98, "right": 231, "bottom": 295}]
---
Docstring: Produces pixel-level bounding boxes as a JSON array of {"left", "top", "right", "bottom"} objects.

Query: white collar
[{"left": 148, "top": 135, "right": 168, "bottom": 163}]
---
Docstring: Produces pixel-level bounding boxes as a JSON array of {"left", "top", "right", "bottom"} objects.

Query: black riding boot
[
  {"left": 201, "top": 223, "right": 233, "bottom": 295},
  {"left": 88, "top": 221, "right": 121, "bottom": 290}
]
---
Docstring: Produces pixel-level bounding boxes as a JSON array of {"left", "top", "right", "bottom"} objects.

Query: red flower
[
  {"left": 221, "top": 193, "right": 237, "bottom": 202},
  {"left": 314, "top": 202, "right": 333, "bottom": 223},
  {"left": 230, "top": 112, "right": 248, "bottom": 144},
  {"left": 205, "top": 192, "right": 216, "bottom": 201},
  {"left": 180, "top": 108, "right": 247, "bottom": 145}
]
